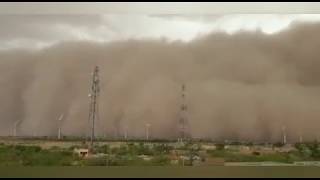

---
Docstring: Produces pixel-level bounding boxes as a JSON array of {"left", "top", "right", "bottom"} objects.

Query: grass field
[
  {"left": 1, "top": 137, "right": 320, "bottom": 179},
  {"left": 0, "top": 166, "right": 320, "bottom": 178},
  {"left": 0, "top": 140, "right": 319, "bottom": 177}
]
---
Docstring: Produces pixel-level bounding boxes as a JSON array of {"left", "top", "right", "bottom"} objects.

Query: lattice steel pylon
[
  {"left": 178, "top": 83, "right": 190, "bottom": 143},
  {"left": 88, "top": 66, "right": 100, "bottom": 147}
]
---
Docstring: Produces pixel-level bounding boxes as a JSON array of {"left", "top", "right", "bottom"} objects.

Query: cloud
[
  {"left": 1, "top": 14, "right": 320, "bottom": 50},
  {"left": 0, "top": 21, "right": 320, "bottom": 142}
]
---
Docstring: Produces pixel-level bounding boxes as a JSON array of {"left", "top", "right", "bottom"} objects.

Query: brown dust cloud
[{"left": 1, "top": 22, "right": 320, "bottom": 143}]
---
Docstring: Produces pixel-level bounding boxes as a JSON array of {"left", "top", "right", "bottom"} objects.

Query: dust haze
[{"left": 1, "top": 22, "right": 320, "bottom": 142}]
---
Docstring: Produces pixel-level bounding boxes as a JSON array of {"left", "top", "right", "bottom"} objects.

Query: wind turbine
[
  {"left": 298, "top": 129, "right": 303, "bottom": 143},
  {"left": 13, "top": 120, "right": 22, "bottom": 137},
  {"left": 124, "top": 125, "right": 128, "bottom": 141},
  {"left": 58, "top": 114, "right": 64, "bottom": 140},
  {"left": 282, "top": 125, "right": 287, "bottom": 145},
  {"left": 145, "top": 123, "right": 151, "bottom": 141}
]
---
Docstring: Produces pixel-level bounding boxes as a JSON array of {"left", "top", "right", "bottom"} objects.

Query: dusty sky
[
  {"left": 1, "top": 14, "right": 320, "bottom": 50},
  {"left": 1, "top": 13, "right": 320, "bottom": 142}
]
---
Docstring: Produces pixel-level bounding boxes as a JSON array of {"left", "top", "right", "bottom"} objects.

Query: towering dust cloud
[{"left": 1, "top": 22, "right": 320, "bottom": 142}]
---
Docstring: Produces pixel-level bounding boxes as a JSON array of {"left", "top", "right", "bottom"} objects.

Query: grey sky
[
  {"left": 1, "top": 2, "right": 320, "bottom": 14},
  {"left": 1, "top": 14, "right": 320, "bottom": 50}
]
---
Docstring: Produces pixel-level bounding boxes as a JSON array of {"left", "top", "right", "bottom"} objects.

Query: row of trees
[{"left": 295, "top": 141, "right": 320, "bottom": 159}]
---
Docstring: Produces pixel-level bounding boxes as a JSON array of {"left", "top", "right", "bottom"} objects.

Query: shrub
[
  {"left": 150, "top": 155, "right": 170, "bottom": 165},
  {"left": 111, "top": 145, "right": 128, "bottom": 155},
  {"left": 95, "top": 144, "right": 110, "bottom": 154},
  {"left": 84, "top": 157, "right": 107, "bottom": 166},
  {"left": 252, "top": 151, "right": 260, "bottom": 156},
  {"left": 215, "top": 143, "right": 225, "bottom": 151},
  {"left": 273, "top": 142, "right": 284, "bottom": 148}
]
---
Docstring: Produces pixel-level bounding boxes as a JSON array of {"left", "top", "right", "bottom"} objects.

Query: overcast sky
[{"left": 1, "top": 14, "right": 320, "bottom": 50}]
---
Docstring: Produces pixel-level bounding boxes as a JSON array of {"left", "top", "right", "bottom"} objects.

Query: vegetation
[
  {"left": 273, "top": 142, "right": 285, "bottom": 148},
  {"left": 0, "top": 144, "right": 80, "bottom": 166},
  {"left": 84, "top": 143, "right": 173, "bottom": 166},
  {"left": 0, "top": 141, "right": 319, "bottom": 166},
  {"left": 215, "top": 143, "right": 225, "bottom": 151},
  {"left": 207, "top": 149, "right": 291, "bottom": 163},
  {"left": 294, "top": 141, "right": 320, "bottom": 160},
  {"left": 207, "top": 141, "right": 320, "bottom": 163}
]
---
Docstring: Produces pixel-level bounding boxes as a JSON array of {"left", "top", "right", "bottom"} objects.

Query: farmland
[{"left": 0, "top": 137, "right": 320, "bottom": 167}]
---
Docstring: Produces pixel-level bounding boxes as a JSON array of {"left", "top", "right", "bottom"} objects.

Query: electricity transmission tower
[
  {"left": 178, "top": 83, "right": 190, "bottom": 143},
  {"left": 88, "top": 66, "right": 100, "bottom": 147}
]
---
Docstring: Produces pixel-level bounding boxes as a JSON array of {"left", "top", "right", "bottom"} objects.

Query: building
[
  {"left": 74, "top": 148, "right": 89, "bottom": 158},
  {"left": 138, "top": 155, "right": 152, "bottom": 161},
  {"left": 202, "top": 144, "right": 216, "bottom": 150}
]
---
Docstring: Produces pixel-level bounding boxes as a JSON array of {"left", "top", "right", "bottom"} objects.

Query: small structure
[
  {"left": 191, "top": 155, "right": 202, "bottom": 166},
  {"left": 171, "top": 142, "right": 185, "bottom": 149},
  {"left": 202, "top": 144, "right": 216, "bottom": 150},
  {"left": 74, "top": 148, "right": 89, "bottom": 158},
  {"left": 138, "top": 155, "right": 152, "bottom": 161},
  {"left": 169, "top": 149, "right": 188, "bottom": 156},
  {"left": 169, "top": 152, "right": 180, "bottom": 165},
  {"left": 276, "top": 144, "right": 295, "bottom": 153},
  {"left": 179, "top": 155, "right": 190, "bottom": 166},
  {"left": 171, "top": 159, "right": 179, "bottom": 165}
]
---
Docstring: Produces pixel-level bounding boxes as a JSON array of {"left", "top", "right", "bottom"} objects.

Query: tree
[{"left": 215, "top": 143, "right": 225, "bottom": 151}]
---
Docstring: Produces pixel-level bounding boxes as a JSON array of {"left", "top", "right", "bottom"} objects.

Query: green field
[
  {"left": 0, "top": 139, "right": 320, "bottom": 168},
  {"left": 0, "top": 140, "right": 320, "bottom": 177}
]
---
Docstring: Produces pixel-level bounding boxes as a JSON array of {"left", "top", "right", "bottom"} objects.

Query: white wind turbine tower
[
  {"left": 13, "top": 120, "right": 22, "bottom": 137},
  {"left": 58, "top": 114, "right": 64, "bottom": 140},
  {"left": 298, "top": 129, "right": 303, "bottom": 143},
  {"left": 124, "top": 125, "right": 128, "bottom": 141},
  {"left": 145, "top": 123, "right": 151, "bottom": 141},
  {"left": 282, "top": 125, "right": 287, "bottom": 145}
]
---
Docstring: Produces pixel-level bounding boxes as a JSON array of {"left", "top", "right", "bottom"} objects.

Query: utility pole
[
  {"left": 182, "top": 157, "right": 185, "bottom": 166},
  {"left": 88, "top": 66, "right": 100, "bottom": 148}
]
